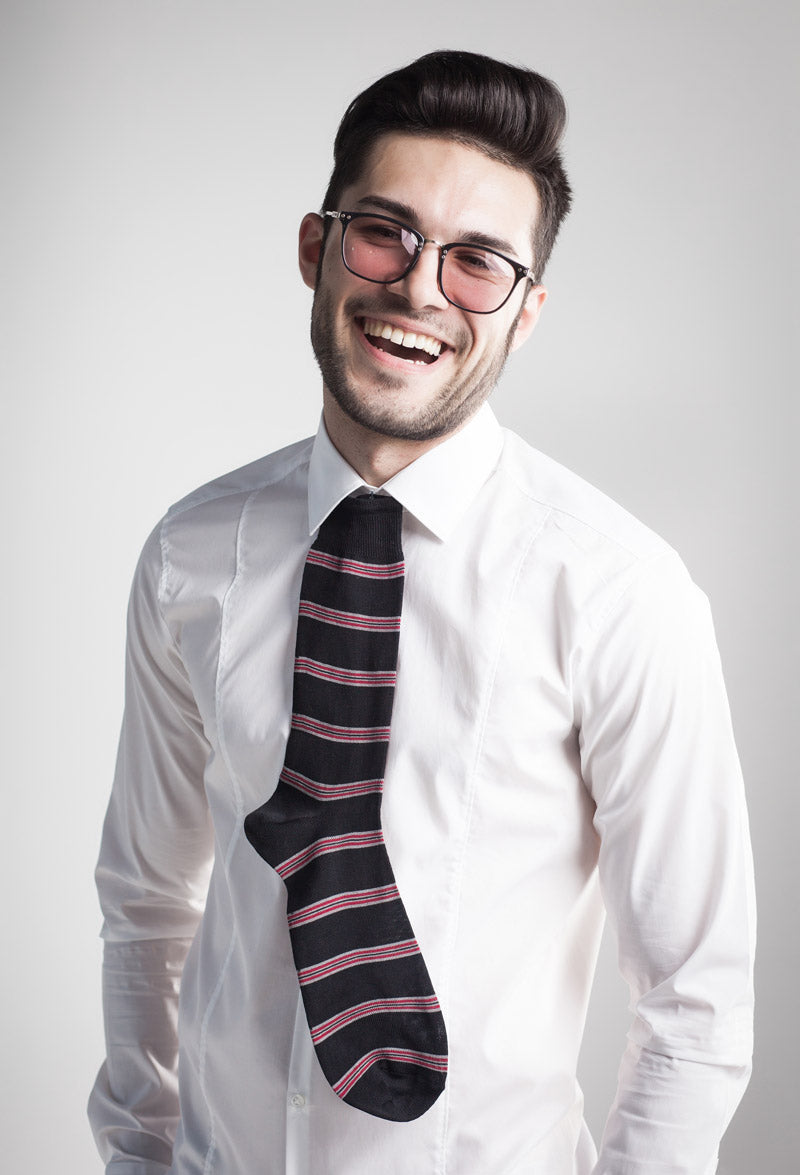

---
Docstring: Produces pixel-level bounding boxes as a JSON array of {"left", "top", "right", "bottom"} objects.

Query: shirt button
[{"left": 289, "top": 1092, "right": 306, "bottom": 1109}]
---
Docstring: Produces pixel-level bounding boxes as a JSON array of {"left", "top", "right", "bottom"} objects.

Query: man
[{"left": 89, "top": 50, "right": 755, "bottom": 1174}]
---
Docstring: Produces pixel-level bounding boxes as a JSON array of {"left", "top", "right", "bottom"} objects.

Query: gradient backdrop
[{"left": 2, "top": 1, "right": 797, "bottom": 1171}]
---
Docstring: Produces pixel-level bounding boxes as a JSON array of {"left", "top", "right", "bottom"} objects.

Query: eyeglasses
[{"left": 324, "top": 210, "right": 536, "bottom": 315}]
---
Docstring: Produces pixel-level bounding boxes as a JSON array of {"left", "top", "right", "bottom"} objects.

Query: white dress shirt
[{"left": 89, "top": 405, "right": 755, "bottom": 1175}]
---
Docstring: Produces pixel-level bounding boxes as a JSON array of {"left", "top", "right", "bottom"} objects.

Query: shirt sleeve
[
  {"left": 574, "top": 552, "right": 756, "bottom": 1175},
  {"left": 88, "top": 523, "right": 215, "bottom": 1174}
]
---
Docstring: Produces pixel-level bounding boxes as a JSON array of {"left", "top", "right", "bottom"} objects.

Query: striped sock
[{"left": 244, "top": 495, "right": 448, "bottom": 1122}]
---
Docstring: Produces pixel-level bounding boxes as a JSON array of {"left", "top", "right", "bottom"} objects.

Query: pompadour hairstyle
[{"left": 322, "top": 49, "right": 573, "bottom": 279}]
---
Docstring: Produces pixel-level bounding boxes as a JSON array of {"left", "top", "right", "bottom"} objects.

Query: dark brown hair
[{"left": 322, "top": 50, "right": 572, "bottom": 279}]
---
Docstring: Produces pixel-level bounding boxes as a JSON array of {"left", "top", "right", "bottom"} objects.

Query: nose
[{"left": 388, "top": 240, "right": 449, "bottom": 311}]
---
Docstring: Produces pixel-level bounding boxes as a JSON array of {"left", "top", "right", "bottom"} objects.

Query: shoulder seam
[
  {"left": 504, "top": 462, "right": 657, "bottom": 564},
  {"left": 166, "top": 437, "right": 313, "bottom": 522},
  {"left": 591, "top": 548, "right": 682, "bottom": 635},
  {"left": 499, "top": 449, "right": 674, "bottom": 571}
]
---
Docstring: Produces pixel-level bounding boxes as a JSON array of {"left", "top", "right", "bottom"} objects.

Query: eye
[
  {"left": 449, "top": 246, "right": 509, "bottom": 283},
  {"left": 462, "top": 251, "right": 493, "bottom": 272},
  {"left": 356, "top": 220, "right": 406, "bottom": 247}
]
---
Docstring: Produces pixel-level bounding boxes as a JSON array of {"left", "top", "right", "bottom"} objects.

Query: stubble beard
[{"left": 310, "top": 284, "right": 520, "bottom": 443}]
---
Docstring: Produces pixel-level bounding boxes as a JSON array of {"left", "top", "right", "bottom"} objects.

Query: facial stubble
[{"left": 310, "top": 283, "right": 522, "bottom": 443}]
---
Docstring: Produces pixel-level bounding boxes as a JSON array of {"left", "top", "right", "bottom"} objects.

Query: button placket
[{"left": 285, "top": 990, "right": 313, "bottom": 1174}]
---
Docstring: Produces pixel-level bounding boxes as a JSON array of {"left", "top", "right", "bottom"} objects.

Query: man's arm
[
  {"left": 88, "top": 524, "right": 215, "bottom": 1174},
  {"left": 576, "top": 553, "right": 755, "bottom": 1174}
]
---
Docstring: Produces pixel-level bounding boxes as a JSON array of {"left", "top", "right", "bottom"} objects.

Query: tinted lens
[
  {"left": 343, "top": 217, "right": 419, "bottom": 283},
  {"left": 441, "top": 246, "right": 516, "bottom": 313}
]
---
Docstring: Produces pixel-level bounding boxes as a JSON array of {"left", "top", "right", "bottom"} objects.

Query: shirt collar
[{"left": 307, "top": 403, "right": 504, "bottom": 542}]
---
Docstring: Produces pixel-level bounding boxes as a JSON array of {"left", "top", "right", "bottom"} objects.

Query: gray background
[{"left": 2, "top": 1, "right": 796, "bottom": 1171}]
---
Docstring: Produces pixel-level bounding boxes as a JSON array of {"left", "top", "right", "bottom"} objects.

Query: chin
[
  {"left": 327, "top": 378, "right": 483, "bottom": 444},
  {"left": 311, "top": 282, "right": 509, "bottom": 445}
]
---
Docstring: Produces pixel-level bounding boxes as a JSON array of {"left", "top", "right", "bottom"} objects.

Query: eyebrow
[{"left": 352, "top": 193, "right": 523, "bottom": 260}]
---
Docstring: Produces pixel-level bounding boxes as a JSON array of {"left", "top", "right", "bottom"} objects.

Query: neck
[{"left": 321, "top": 391, "right": 456, "bottom": 485}]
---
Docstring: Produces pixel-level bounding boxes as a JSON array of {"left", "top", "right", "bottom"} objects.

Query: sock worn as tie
[{"left": 244, "top": 494, "right": 448, "bottom": 1122}]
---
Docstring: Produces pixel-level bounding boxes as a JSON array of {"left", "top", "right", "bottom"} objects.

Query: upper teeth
[{"left": 363, "top": 319, "right": 443, "bottom": 357}]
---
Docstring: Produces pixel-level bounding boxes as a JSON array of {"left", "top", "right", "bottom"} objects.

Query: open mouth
[{"left": 358, "top": 318, "right": 445, "bottom": 366}]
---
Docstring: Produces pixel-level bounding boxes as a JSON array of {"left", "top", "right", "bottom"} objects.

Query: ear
[
  {"left": 509, "top": 285, "right": 548, "bottom": 353},
  {"left": 298, "top": 213, "right": 325, "bottom": 290}
]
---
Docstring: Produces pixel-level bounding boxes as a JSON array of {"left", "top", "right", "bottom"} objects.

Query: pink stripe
[
  {"left": 306, "top": 549, "right": 404, "bottom": 579},
  {"left": 297, "top": 938, "right": 419, "bottom": 985},
  {"left": 280, "top": 766, "right": 383, "bottom": 801},
  {"left": 276, "top": 830, "right": 384, "bottom": 879},
  {"left": 299, "top": 600, "right": 401, "bottom": 632},
  {"left": 311, "top": 994, "right": 441, "bottom": 1044},
  {"left": 334, "top": 1047, "right": 448, "bottom": 1098},
  {"left": 294, "top": 657, "right": 396, "bottom": 687},
  {"left": 287, "top": 883, "right": 400, "bottom": 929},
  {"left": 291, "top": 713, "right": 391, "bottom": 743}
]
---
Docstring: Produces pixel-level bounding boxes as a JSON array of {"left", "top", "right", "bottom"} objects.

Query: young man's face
[{"left": 299, "top": 133, "right": 546, "bottom": 446}]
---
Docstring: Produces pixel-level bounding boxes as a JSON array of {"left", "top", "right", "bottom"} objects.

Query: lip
[{"left": 353, "top": 315, "right": 453, "bottom": 373}]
